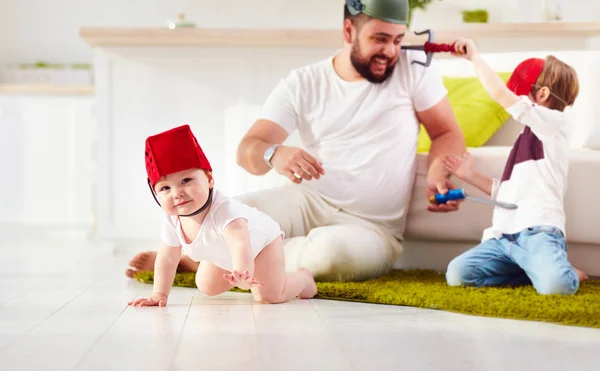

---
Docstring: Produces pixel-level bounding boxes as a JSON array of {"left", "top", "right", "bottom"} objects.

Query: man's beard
[{"left": 350, "top": 42, "right": 396, "bottom": 84}]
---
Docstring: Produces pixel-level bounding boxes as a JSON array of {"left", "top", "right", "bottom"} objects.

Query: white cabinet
[{"left": 0, "top": 93, "right": 96, "bottom": 230}]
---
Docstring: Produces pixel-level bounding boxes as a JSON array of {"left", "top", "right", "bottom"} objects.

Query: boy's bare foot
[
  {"left": 298, "top": 268, "right": 318, "bottom": 299},
  {"left": 125, "top": 252, "right": 200, "bottom": 278},
  {"left": 575, "top": 267, "right": 589, "bottom": 282}
]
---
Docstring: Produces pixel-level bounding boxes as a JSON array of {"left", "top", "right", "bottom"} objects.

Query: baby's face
[{"left": 153, "top": 168, "right": 214, "bottom": 216}]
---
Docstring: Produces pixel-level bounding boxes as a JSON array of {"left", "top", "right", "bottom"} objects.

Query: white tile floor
[{"left": 1, "top": 226, "right": 599, "bottom": 371}]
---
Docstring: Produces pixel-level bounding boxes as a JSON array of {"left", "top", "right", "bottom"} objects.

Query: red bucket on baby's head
[
  {"left": 506, "top": 58, "right": 545, "bottom": 97},
  {"left": 144, "top": 125, "right": 212, "bottom": 188}
]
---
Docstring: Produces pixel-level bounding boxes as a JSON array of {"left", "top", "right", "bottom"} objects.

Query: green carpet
[{"left": 134, "top": 269, "right": 600, "bottom": 328}]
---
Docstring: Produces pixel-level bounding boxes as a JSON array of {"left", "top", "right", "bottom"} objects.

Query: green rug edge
[{"left": 133, "top": 269, "right": 600, "bottom": 329}]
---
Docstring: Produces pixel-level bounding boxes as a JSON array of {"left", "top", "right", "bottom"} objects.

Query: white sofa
[{"left": 224, "top": 50, "right": 600, "bottom": 277}]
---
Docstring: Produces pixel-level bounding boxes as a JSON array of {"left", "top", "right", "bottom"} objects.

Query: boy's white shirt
[
  {"left": 258, "top": 50, "right": 448, "bottom": 239},
  {"left": 160, "top": 189, "right": 283, "bottom": 271},
  {"left": 483, "top": 95, "right": 570, "bottom": 241}
]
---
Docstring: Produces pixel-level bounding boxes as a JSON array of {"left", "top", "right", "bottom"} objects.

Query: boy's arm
[
  {"left": 444, "top": 153, "right": 496, "bottom": 198},
  {"left": 464, "top": 171, "right": 495, "bottom": 197},
  {"left": 470, "top": 54, "right": 520, "bottom": 110},
  {"left": 490, "top": 177, "right": 502, "bottom": 201},
  {"left": 223, "top": 218, "right": 254, "bottom": 275},
  {"left": 456, "top": 38, "right": 559, "bottom": 140},
  {"left": 153, "top": 244, "right": 182, "bottom": 298}
]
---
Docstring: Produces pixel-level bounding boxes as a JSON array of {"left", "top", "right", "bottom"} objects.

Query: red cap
[
  {"left": 506, "top": 58, "right": 545, "bottom": 96},
  {"left": 145, "top": 125, "right": 212, "bottom": 188}
]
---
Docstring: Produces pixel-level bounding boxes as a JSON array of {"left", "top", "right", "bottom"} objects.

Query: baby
[
  {"left": 443, "top": 38, "right": 587, "bottom": 295},
  {"left": 129, "top": 125, "right": 317, "bottom": 306}
]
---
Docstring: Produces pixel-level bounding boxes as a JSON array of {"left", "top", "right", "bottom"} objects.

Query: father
[{"left": 126, "top": 0, "right": 465, "bottom": 282}]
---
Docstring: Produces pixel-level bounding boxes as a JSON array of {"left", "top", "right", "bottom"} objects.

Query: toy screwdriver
[{"left": 430, "top": 189, "right": 518, "bottom": 210}]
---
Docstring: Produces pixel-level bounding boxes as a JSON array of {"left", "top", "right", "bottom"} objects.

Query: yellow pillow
[{"left": 417, "top": 72, "right": 512, "bottom": 153}]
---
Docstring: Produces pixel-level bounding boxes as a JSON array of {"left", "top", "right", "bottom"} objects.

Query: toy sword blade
[
  {"left": 429, "top": 188, "right": 518, "bottom": 210},
  {"left": 463, "top": 194, "right": 518, "bottom": 210}
]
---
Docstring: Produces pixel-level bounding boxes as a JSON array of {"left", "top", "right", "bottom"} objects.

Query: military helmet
[{"left": 345, "top": 0, "right": 409, "bottom": 25}]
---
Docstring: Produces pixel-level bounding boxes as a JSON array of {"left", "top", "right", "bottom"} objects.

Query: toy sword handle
[{"left": 429, "top": 188, "right": 518, "bottom": 210}]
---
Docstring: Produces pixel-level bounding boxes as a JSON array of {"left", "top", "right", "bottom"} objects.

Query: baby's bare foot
[
  {"left": 575, "top": 267, "right": 589, "bottom": 282},
  {"left": 125, "top": 251, "right": 157, "bottom": 278},
  {"left": 298, "top": 268, "right": 318, "bottom": 299}
]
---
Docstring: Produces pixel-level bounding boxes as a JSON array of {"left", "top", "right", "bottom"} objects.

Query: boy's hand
[
  {"left": 453, "top": 38, "right": 478, "bottom": 61},
  {"left": 443, "top": 152, "right": 476, "bottom": 182},
  {"left": 128, "top": 292, "right": 168, "bottom": 307},
  {"left": 223, "top": 270, "right": 263, "bottom": 290}
]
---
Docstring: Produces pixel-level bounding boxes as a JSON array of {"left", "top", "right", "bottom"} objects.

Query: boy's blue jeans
[{"left": 446, "top": 225, "right": 579, "bottom": 295}]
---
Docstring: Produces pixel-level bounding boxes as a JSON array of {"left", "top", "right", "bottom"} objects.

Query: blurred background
[{"left": 0, "top": 0, "right": 597, "bottom": 246}]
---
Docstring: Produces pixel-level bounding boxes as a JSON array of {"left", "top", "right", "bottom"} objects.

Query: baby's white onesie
[{"left": 160, "top": 189, "right": 284, "bottom": 271}]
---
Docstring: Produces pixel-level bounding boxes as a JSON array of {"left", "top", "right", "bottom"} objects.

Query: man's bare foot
[
  {"left": 125, "top": 251, "right": 157, "bottom": 278},
  {"left": 575, "top": 267, "right": 589, "bottom": 282},
  {"left": 298, "top": 268, "right": 318, "bottom": 299},
  {"left": 125, "top": 252, "right": 200, "bottom": 278}
]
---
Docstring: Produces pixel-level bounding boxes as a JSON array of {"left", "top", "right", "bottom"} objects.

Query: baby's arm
[
  {"left": 153, "top": 244, "right": 182, "bottom": 299},
  {"left": 128, "top": 244, "right": 181, "bottom": 307},
  {"left": 223, "top": 218, "right": 261, "bottom": 290}
]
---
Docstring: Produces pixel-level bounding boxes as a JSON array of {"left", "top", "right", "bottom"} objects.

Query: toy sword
[
  {"left": 401, "top": 29, "right": 464, "bottom": 67},
  {"left": 430, "top": 188, "right": 518, "bottom": 210}
]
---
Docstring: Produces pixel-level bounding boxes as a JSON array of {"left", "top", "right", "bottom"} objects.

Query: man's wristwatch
[{"left": 264, "top": 144, "right": 280, "bottom": 168}]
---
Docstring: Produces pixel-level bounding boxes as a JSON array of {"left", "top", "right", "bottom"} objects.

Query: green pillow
[{"left": 417, "top": 72, "right": 512, "bottom": 153}]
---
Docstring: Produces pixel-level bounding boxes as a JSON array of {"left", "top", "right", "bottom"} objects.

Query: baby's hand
[
  {"left": 223, "top": 270, "right": 263, "bottom": 290},
  {"left": 128, "top": 292, "right": 168, "bottom": 307},
  {"left": 443, "top": 152, "right": 476, "bottom": 182},
  {"left": 453, "top": 38, "right": 478, "bottom": 60}
]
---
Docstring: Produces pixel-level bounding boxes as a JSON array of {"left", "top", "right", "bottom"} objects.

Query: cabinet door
[{"left": 0, "top": 95, "right": 96, "bottom": 229}]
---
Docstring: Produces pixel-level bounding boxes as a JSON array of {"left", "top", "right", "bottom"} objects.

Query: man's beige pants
[{"left": 235, "top": 185, "right": 403, "bottom": 282}]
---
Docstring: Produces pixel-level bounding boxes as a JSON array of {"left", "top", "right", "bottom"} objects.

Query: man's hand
[
  {"left": 426, "top": 177, "right": 461, "bottom": 212},
  {"left": 425, "top": 158, "right": 462, "bottom": 213},
  {"left": 271, "top": 145, "right": 325, "bottom": 184}
]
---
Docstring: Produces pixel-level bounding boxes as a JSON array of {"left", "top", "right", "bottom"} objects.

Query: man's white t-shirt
[
  {"left": 160, "top": 189, "right": 284, "bottom": 271},
  {"left": 483, "top": 96, "right": 570, "bottom": 241},
  {"left": 259, "top": 50, "right": 448, "bottom": 239}
]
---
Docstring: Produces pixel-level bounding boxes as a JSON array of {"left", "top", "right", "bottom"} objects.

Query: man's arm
[
  {"left": 236, "top": 119, "right": 325, "bottom": 182},
  {"left": 419, "top": 96, "right": 465, "bottom": 167},
  {"left": 236, "top": 119, "right": 289, "bottom": 176},
  {"left": 417, "top": 96, "right": 466, "bottom": 212}
]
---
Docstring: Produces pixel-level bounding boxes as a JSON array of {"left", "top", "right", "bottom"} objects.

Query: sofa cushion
[
  {"left": 417, "top": 73, "right": 512, "bottom": 153},
  {"left": 404, "top": 147, "right": 511, "bottom": 241},
  {"left": 404, "top": 147, "right": 600, "bottom": 245},
  {"left": 482, "top": 116, "right": 523, "bottom": 147}
]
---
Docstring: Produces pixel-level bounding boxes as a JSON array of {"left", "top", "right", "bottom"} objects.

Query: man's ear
[{"left": 343, "top": 19, "right": 355, "bottom": 44}]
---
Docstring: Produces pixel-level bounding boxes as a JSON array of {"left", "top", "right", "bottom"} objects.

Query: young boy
[
  {"left": 129, "top": 125, "right": 317, "bottom": 306},
  {"left": 443, "top": 38, "right": 587, "bottom": 295}
]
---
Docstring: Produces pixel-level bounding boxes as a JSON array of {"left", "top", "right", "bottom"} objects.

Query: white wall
[
  {"left": 1, "top": 0, "right": 598, "bottom": 64},
  {"left": 1, "top": 0, "right": 599, "bottom": 232}
]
